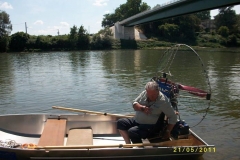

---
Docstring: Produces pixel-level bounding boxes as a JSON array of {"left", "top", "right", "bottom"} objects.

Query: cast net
[{"left": 154, "top": 44, "right": 211, "bottom": 128}]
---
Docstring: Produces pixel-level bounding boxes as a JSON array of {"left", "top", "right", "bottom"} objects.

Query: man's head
[{"left": 145, "top": 81, "right": 159, "bottom": 101}]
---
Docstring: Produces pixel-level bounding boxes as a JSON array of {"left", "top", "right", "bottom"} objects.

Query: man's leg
[
  {"left": 117, "top": 117, "right": 138, "bottom": 144},
  {"left": 128, "top": 124, "right": 155, "bottom": 144},
  {"left": 118, "top": 129, "right": 131, "bottom": 144},
  {"left": 128, "top": 126, "right": 143, "bottom": 143}
]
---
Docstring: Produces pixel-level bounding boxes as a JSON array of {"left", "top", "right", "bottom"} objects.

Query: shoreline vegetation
[
  {"left": 4, "top": 25, "right": 240, "bottom": 53},
  {"left": 19, "top": 36, "right": 240, "bottom": 53},
  {"left": 2, "top": 26, "right": 240, "bottom": 53}
]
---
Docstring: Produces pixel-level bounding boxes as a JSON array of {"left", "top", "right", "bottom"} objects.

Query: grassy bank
[{"left": 111, "top": 32, "right": 240, "bottom": 50}]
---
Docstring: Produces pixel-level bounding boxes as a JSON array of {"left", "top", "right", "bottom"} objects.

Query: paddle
[
  {"left": 52, "top": 106, "right": 133, "bottom": 118},
  {"left": 35, "top": 139, "right": 193, "bottom": 149}
]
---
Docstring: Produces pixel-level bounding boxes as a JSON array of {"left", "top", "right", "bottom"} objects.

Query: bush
[
  {"left": 90, "top": 28, "right": 113, "bottom": 50},
  {"left": 218, "top": 26, "right": 229, "bottom": 37},
  {"left": 9, "top": 32, "right": 29, "bottom": 52},
  {"left": 227, "top": 34, "right": 237, "bottom": 46}
]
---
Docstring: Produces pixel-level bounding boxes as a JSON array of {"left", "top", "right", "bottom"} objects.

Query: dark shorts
[{"left": 117, "top": 117, "right": 155, "bottom": 143}]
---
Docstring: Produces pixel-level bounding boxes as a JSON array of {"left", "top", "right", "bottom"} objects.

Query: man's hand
[
  {"left": 142, "top": 106, "right": 151, "bottom": 115},
  {"left": 133, "top": 103, "right": 151, "bottom": 114}
]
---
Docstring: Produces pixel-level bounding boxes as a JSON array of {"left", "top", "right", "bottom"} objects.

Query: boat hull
[{"left": 0, "top": 114, "right": 214, "bottom": 160}]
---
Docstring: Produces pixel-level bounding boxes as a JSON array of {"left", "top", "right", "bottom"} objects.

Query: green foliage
[
  {"left": 214, "top": 6, "right": 238, "bottom": 34},
  {"left": 194, "top": 11, "right": 211, "bottom": 20},
  {"left": 135, "top": 39, "right": 172, "bottom": 49},
  {"left": 68, "top": 25, "right": 90, "bottom": 50},
  {"left": 77, "top": 25, "right": 90, "bottom": 50},
  {"left": 218, "top": 26, "right": 229, "bottom": 37},
  {"left": 51, "top": 35, "right": 70, "bottom": 50},
  {"left": 35, "top": 36, "right": 51, "bottom": 50},
  {"left": 68, "top": 25, "right": 78, "bottom": 49},
  {"left": 227, "top": 34, "right": 238, "bottom": 46},
  {"left": 0, "top": 11, "right": 12, "bottom": 52},
  {"left": 7, "top": 25, "right": 90, "bottom": 52},
  {"left": 9, "top": 32, "right": 29, "bottom": 51},
  {"left": 144, "top": 14, "right": 200, "bottom": 42},
  {"left": 102, "top": 0, "right": 150, "bottom": 27},
  {"left": 196, "top": 31, "right": 240, "bottom": 47},
  {"left": 178, "top": 15, "right": 201, "bottom": 41},
  {"left": 0, "top": 11, "right": 12, "bottom": 37},
  {"left": 90, "top": 28, "right": 113, "bottom": 50},
  {"left": 158, "top": 23, "right": 179, "bottom": 40}
]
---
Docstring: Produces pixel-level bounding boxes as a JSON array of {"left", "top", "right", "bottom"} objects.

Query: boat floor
[{"left": 0, "top": 130, "right": 126, "bottom": 147}]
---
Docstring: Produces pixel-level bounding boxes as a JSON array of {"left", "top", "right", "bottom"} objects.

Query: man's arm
[
  {"left": 132, "top": 91, "right": 151, "bottom": 114},
  {"left": 133, "top": 102, "right": 146, "bottom": 111},
  {"left": 133, "top": 102, "right": 151, "bottom": 114},
  {"left": 163, "top": 123, "right": 175, "bottom": 139},
  {"left": 161, "top": 98, "right": 178, "bottom": 139}
]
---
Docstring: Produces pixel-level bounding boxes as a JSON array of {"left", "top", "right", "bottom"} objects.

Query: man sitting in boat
[{"left": 117, "top": 81, "right": 177, "bottom": 144}]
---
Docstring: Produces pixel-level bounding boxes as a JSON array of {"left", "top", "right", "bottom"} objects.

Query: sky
[{"left": 1, "top": 0, "right": 240, "bottom": 36}]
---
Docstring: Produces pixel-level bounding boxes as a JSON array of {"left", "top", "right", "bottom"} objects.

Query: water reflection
[
  {"left": 202, "top": 51, "right": 240, "bottom": 118},
  {"left": 0, "top": 53, "right": 15, "bottom": 113},
  {"left": 0, "top": 50, "right": 239, "bottom": 118}
]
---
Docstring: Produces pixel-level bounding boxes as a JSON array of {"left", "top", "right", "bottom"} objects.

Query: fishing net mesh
[{"left": 156, "top": 44, "right": 211, "bottom": 127}]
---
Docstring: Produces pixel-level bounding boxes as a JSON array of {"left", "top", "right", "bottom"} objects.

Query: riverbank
[
  {"left": 115, "top": 30, "right": 240, "bottom": 50},
  {"left": 22, "top": 39, "right": 226, "bottom": 53},
  {"left": 5, "top": 32, "right": 240, "bottom": 53}
]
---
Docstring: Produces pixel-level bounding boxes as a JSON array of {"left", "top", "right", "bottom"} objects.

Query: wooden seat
[
  {"left": 66, "top": 128, "right": 93, "bottom": 145},
  {"left": 38, "top": 119, "right": 66, "bottom": 146}
]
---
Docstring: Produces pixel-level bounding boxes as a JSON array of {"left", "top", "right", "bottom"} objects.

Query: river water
[{"left": 0, "top": 48, "right": 239, "bottom": 160}]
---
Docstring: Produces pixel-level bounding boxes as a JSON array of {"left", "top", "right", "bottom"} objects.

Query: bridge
[{"left": 111, "top": 0, "right": 240, "bottom": 39}]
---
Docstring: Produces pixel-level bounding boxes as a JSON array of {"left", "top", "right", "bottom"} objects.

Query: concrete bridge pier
[{"left": 110, "top": 22, "right": 147, "bottom": 40}]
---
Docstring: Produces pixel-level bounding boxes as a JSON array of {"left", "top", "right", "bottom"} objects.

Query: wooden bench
[
  {"left": 66, "top": 128, "right": 93, "bottom": 145},
  {"left": 38, "top": 119, "right": 66, "bottom": 146}
]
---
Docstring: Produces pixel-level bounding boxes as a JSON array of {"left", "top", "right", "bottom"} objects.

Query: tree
[
  {"left": 124, "top": 0, "right": 144, "bottom": 18},
  {"left": 177, "top": 15, "right": 201, "bottom": 41},
  {"left": 77, "top": 25, "right": 89, "bottom": 50},
  {"left": 194, "top": 11, "right": 211, "bottom": 20},
  {"left": 0, "top": 11, "right": 12, "bottom": 37},
  {"left": 214, "top": 6, "right": 238, "bottom": 33},
  {"left": 139, "top": 2, "right": 150, "bottom": 12},
  {"left": 153, "top": 15, "right": 200, "bottom": 42},
  {"left": 0, "top": 11, "right": 12, "bottom": 52},
  {"left": 68, "top": 25, "right": 78, "bottom": 49},
  {"left": 91, "top": 28, "right": 113, "bottom": 50},
  {"left": 9, "top": 32, "right": 29, "bottom": 51},
  {"left": 102, "top": 13, "right": 117, "bottom": 28},
  {"left": 158, "top": 23, "right": 179, "bottom": 40},
  {"left": 102, "top": 0, "right": 150, "bottom": 28}
]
